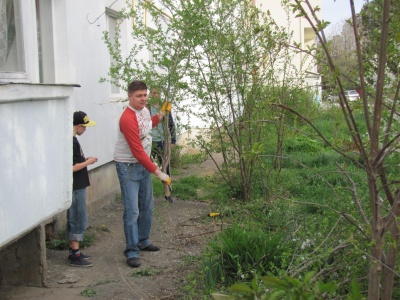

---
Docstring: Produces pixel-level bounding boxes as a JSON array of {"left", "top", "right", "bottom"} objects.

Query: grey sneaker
[
  {"left": 69, "top": 255, "right": 93, "bottom": 267},
  {"left": 127, "top": 257, "right": 141, "bottom": 268}
]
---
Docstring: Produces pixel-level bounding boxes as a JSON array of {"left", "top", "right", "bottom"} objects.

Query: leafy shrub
[
  {"left": 202, "top": 223, "right": 285, "bottom": 290},
  {"left": 212, "top": 271, "right": 338, "bottom": 300}
]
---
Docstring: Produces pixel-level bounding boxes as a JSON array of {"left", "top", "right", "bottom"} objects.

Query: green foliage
[
  {"left": 169, "top": 146, "right": 207, "bottom": 169},
  {"left": 361, "top": 0, "right": 400, "bottom": 79},
  {"left": 130, "top": 268, "right": 160, "bottom": 277},
  {"left": 174, "top": 152, "right": 208, "bottom": 168},
  {"left": 46, "top": 238, "right": 68, "bottom": 250},
  {"left": 202, "top": 223, "right": 284, "bottom": 290},
  {"left": 284, "top": 136, "right": 323, "bottom": 153},
  {"left": 80, "top": 288, "right": 98, "bottom": 297},
  {"left": 201, "top": 122, "right": 373, "bottom": 298},
  {"left": 154, "top": 169, "right": 230, "bottom": 202},
  {"left": 102, "top": 0, "right": 316, "bottom": 201},
  {"left": 94, "top": 280, "right": 118, "bottom": 286},
  {"left": 46, "top": 231, "right": 96, "bottom": 250},
  {"left": 212, "top": 272, "right": 337, "bottom": 299}
]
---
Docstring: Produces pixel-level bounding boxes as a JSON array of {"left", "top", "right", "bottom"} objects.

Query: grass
[
  {"left": 130, "top": 268, "right": 161, "bottom": 277},
  {"left": 46, "top": 230, "right": 96, "bottom": 250},
  {"left": 192, "top": 106, "right": 388, "bottom": 298},
  {"left": 170, "top": 147, "right": 208, "bottom": 169},
  {"left": 153, "top": 173, "right": 229, "bottom": 202},
  {"left": 202, "top": 223, "right": 285, "bottom": 290},
  {"left": 94, "top": 279, "right": 119, "bottom": 286},
  {"left": 80, "top": 288, "right": 98, "bottom": 297}
]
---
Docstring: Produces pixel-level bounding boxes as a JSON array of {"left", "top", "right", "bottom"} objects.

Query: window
[
  {"left": 36, "top": 0, "right": 55, "bottom": 83},
  {"left": 147, "top": 27, "right": 156, "bottom": 63},
  {"left": 107, "top": 9, "right": 120, "bottom": 95},
  {"left": 0, "top": 0, "right": 25, "bottom": 73}
]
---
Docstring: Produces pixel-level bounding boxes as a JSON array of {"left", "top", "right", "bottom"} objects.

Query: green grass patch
[
  {"left": 80, "top": 288, "right": 98, "bottom": 297},
  {"left": 202, "top": 223, "right": 285, "bottom": 290},
  {"left": 153, "top": 172, "right": 229, "bottom": 202},
  {"left": 46, "top": 230, "right": 96, "bottom": 250},
  {"left": 94, "top": 279, "right": 119, "bottom": 286},
  {"left": 130, "top": 268, "right": 161, "bottom": 277}
]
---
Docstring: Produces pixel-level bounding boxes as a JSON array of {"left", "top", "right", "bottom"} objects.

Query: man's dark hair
[{"left": 128, "top": 80, "right": 148, "bottom": 94}]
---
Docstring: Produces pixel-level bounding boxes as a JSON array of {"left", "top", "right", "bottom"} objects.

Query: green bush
[{"left": 202, "top": 223, "right": 285, "bottom": 290}]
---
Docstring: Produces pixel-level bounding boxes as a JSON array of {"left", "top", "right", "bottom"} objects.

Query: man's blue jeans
[{"left": 116, "top": 162, "right": 154, "bottom": 259}]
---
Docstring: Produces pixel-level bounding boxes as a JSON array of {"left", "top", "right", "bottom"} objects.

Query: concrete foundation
[{"left": 0, "top": 225, "right": 47, "bottom": 287}]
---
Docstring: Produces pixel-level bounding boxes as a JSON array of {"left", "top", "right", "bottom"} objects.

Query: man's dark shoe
[
  {"left": 68, "top": 253, "right": 92, "bottom": 262},
  {"left": 69, "top": 256, "right": 93, "bottom": 267},
  {"left": 127, "top": 257, "right": 141, "bottom": 268},
  {"left": 141, "top": 244, "right": 160, "bottom": 252}
]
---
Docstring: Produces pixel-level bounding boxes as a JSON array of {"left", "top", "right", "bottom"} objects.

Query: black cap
[{"left": 73, "top": 111, "right": 96, "bottom": 126}]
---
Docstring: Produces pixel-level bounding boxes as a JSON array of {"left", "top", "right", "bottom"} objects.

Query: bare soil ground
[{"left": 1, "top": 155, "right": 222, "bottom": 300}]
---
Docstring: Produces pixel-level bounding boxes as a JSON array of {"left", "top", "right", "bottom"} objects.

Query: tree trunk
[
  {"left": 273, "top": 112, "right": 285, "bottom": 170},
  {"left": 162, "top": 112, "right": 172, "bottom": 197},
  {"left": 239, "top": 157, "right": 248, "bottom": 201},
  {"left": 368, "top": 174, "right": 384, "bottom": 300},
  {"left": 368, "top": 237, "right": 384, "bottom": 299},
  {"left": 381, "top": 222, "right": 400, "bottom": 300}
]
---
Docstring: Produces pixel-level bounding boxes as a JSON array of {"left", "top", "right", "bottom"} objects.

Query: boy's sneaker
[
  {"left": 68, "top": 253, "right": 92, "bottom": 262},
  {"left": 69, "top": 255, "right": 93, "bottom": 267}
]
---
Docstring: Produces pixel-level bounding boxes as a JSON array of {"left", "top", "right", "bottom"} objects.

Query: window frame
[
  {"left": 106, "top": 7, "right": 121, "bottom": 96},
  {"left": 0, "top": 0, "right": 39, "bottom": 83}
]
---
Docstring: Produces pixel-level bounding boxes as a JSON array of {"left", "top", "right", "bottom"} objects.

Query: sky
[{"left": 322, "top": 0, "right": 365, "bottom": 33}]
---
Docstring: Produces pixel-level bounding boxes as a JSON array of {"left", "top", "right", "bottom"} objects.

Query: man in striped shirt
[{"left": 114, "top": 80, "right": 171, "bottom": 268}]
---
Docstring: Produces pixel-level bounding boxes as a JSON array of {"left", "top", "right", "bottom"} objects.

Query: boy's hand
[{"left": 86, "top": 157, "right": 98, "bottom": 165}]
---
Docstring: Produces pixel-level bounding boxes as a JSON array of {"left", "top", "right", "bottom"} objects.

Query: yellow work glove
[
  {"left": 155, "top": 169, "right": 171, "bottom": 186},
  {"left": 160, "top": 101, "right": 172, "bottom": 115}
]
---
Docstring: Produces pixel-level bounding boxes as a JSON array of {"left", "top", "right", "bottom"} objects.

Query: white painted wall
[
  {"left": 0, "top": 84, "right": 74, "bottom": 248},
  {"left": 255, "top": 0, "right": 321, "bottom": 77},
  {"left": 51, "top": 0, "right": 131, "bottom": 170},
  {"left": 0, "top": 0, "right": 130, "bottom": 248}
]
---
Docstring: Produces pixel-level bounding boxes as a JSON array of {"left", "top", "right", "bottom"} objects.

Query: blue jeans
[
  {"left": 116, "top": 162, "right": 154, "bottom": 259},
  {"left": 67, "top": 188, "right": 88, "bottom": 241}
]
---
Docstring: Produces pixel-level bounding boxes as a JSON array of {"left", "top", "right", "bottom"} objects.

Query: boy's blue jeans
[
  {"left": 116, "top": 162, "right": 154, "bottom": 259},
  {"left": 67, "top": 188, "right": 88, "bottom": 241}
]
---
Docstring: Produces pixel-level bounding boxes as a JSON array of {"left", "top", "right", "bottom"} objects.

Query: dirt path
[{"left": 1, "top": 155, "right": 223, "bottom": 300}]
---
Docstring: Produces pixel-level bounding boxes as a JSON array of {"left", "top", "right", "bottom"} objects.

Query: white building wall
[
  {"left": 51, "top": 0, "right": 131, "bottom": 168},
  {"left": 0, "top": 84, "right": 74, "bottom": 248},
  {"left": 254, "top": 0, "right": 321, "bottom": 103},
  {"left": 0, "top": 0, "right": 132, "bottom": 248},
  {"left": 255, "top": 0, "right": 321, "bottom": 77}
]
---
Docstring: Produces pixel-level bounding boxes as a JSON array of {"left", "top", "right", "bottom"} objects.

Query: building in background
[{"left": 253, "top": 0, "right": 321, "bottom": 101}]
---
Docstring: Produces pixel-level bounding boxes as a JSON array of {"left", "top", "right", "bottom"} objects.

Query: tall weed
[{"left": 202, "top": 223, "right": 285, "bottom": 290}]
